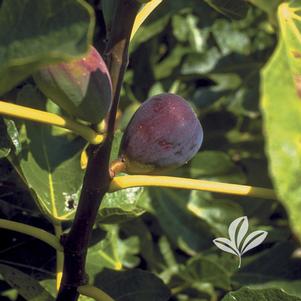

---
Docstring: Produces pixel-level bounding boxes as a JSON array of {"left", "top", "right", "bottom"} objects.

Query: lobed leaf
[
  {"left": 261, "top": 1, "right": 301, "bottom": 240},
  {"left": 15, "top": 85, "right": 85, "bottom": 221},
  {"left": 0, "top": 0, "right": 94, "bottom": 95}
]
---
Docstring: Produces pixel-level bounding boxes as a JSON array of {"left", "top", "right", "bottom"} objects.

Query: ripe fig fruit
[
  {"left": 118, "top": 93, "right": 203, "bottom": 174},
  {"left": 33, "top": 46, "right": 112, "bottom": 123}
]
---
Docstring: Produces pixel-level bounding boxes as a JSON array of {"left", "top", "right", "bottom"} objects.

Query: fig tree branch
[{"left": 56, "top": 1, "right": 140, "bottom": 300}]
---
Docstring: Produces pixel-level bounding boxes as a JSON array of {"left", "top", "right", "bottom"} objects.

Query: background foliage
[{"left": 1, "top": 0, "right": 301, "bottom": 300}]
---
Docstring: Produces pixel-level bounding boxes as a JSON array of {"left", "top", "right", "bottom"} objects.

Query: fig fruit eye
[
  {"left": 118, "top": 93, "right": 203, "bottom": 174},
  {"left": 33, "top": 46, "right": 112, "bottom": 124}
]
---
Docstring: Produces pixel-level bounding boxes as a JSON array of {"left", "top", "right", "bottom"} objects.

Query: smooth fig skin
[
  {"left": 33, "top": 46, "right": 112, "bottom": 123},
  {"left": 119, "top": 93, "right": 203, "bottom": 175}
]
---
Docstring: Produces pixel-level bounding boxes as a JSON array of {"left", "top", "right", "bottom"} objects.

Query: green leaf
[
  {"left": 98, "top": 187, "right": 145, "bottom": 224},
  {"left": 188, "top": 191, "right": 243, "bottom": 236},
  {"left": 261, "top": 2, "right": 301, "bottom": 239},
  {"left": 248, "top": 0, "right": 282, "bottom": 21},
  {"left": 101, "top": 0, "right": 118, "bottom": 33},
  {"left": 110, "top": 130, "right": 123, "bottom": 161},
  {"left": 249, "top": 280, "right": 301, "bottom": 298},
  {"left": 233, "top": 242, "right": 301, "bottom": 285},
  {"left": 190, "top": 151, "right": 246, "bottom": 183},
  {"left": 212, "top": 19, "right": 251, "bottom": 55},
  {"left": 221, "top": 287, "right": 301, "bottom": 301},
  {"left": 0, "top": 264, "right": 54, "bottom": 301},
  {"left": 181, "top": 148, "right": 272, "bottom": 270},
  {"left": 130, "top": 15, "right": 170, "bottom": 52},
  {"left": 158, "top": 235, "right": 177, "bottom": 267},
  {"left": 0, "top": 117, "right": 21, "bottom": 159},
  {"left": 179, "top": 254, "right": 232, "bottom": 291},
  {"left": 0, "top": 118, "right": 11, "bottom": 158},
  {"left": 0, "top": 0, "right": 94, "bottom": 94},
  {"left": 204, "top": 0, "right": 249, "bottom": 20},
  {"left": 94, "top": 268, "right": 171, "bottom": 301},
  {"left": 120, "top": 102, "right": 140, "bottom": 130},
  {"left": 172, "top": 14, "right": 209, "bottom": 53},
  {"left": 154, "top": 46, "right": 190, "bottom": 80},
  {"left": 149, "top": 188, "right": 213, "bottom": 253},
  {"left": 181, "top": 47, "right": 221, "bottom": 76},
  {"left": 16, "top": 85, "right": 85, "bottom": 221},
  {"left": 122, "top": 219, "right": 160, "bottom": 271},
  {"left": 103, "top": 131, "right": 146, "bottom": 224},
  {"left": 6, "top": 119, "right": 21, "bottom": 155},
  {"left": 87, "top": 226, "right": 140, "bottom": 280}
]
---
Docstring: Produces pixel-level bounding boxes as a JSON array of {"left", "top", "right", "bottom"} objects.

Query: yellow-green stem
[
  {"left": 171, "top": 283, "right": 191, "bottom": 296},
  {"left": 131, "top": 0, "right": 163, "bottom": 40},
  {"left": 78, "top": 285, "right": 115, "bottom": 301},
  {"left": 53, "top": 222, "right": 64, "bottom": 292},
  {"left": 110, "top": 175, "right": 277, "bottom": 200},
  {"left": 0, "top": 218, "right": 63, "bottom": 251},
  {"left": 0, "top": 100, "right": 104, "bottom": 144}
]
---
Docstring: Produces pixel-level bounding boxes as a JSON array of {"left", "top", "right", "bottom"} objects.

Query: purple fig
[
  {"left": 118, "top": 93, "right": 203, "bottom": 174},
  {"left": 33, "top": 46, "right": 112, "bottom": 123}
]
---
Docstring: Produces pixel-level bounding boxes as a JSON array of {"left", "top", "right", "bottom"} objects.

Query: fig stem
[
  {"left": 109, "top": 159, "right": 126, "bottom": 177},
  {"left": 78, "top": 285, "right": 115, "bottom": 301},
  {"left": 0, "top": 100, "right": 104, "bottom": 144},
  {"left": 0, "top": 218, "right": 63, "bottom": 251},
  {"left": 109, "top": 176, "right": 277, "bottom": 200}
]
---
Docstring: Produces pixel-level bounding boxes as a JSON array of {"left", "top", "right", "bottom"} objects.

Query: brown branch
[{"left": 56, "top": 1, "right": 140, "bottom": 300}]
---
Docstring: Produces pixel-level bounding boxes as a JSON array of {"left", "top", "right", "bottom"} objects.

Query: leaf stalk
[
  {"left": 53, "top": 222, "right": 64, "bottom": 292},
  {"left": 0, "top": 218, "right": 63, "bottom": 251},
  {"left": 0, "top": 100, "right": 104, "bottom": 144},
  {"left": 78, "top": 285, "right": 115, "bottom": 301},
  {"left": 110, "top": 175, "right": 277, "bottom": 200},
  {"left": 130, "top": 0, "right": 163, "bottom": 40}
]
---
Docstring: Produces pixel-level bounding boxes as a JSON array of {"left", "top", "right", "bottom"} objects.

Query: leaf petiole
[
  {"left": 110, "top": 175, "right": 277, "bottom": 200},
  {"left": 131, "top": 0, "right": 163, "bottom": 40},
  {"left": 53, "top": 222, "right": 64, "bottom": 292},
  {"left": 0, "top": 218, "right": 63, "bottom": 251},
  {"left": 78, "top": 285, "right": 115, "bottom": 301},
  {"left": 0, "top": 100, "right": 104, "bottom": 144}
]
